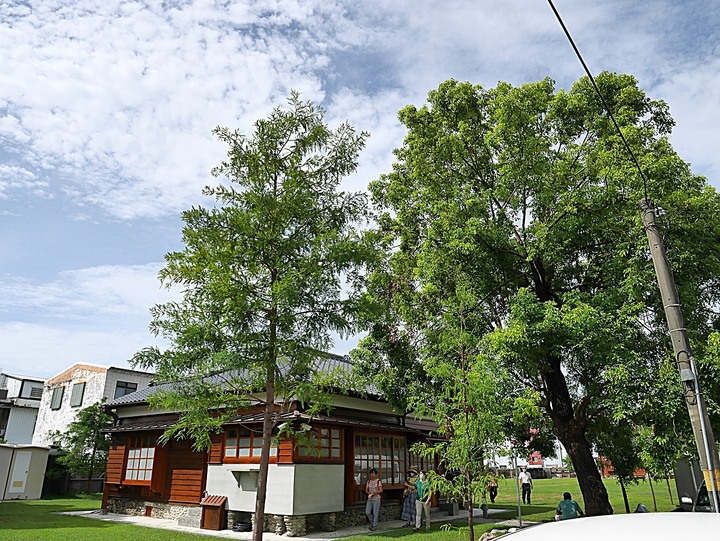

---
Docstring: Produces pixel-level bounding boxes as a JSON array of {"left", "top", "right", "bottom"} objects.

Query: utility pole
[{"left": 640, "top": 198, "right": 720, "bottom": 512}]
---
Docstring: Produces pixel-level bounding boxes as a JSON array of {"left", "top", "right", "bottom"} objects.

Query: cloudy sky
[{"left": 1, "top": 0, "right": 719, "bottom": 379}]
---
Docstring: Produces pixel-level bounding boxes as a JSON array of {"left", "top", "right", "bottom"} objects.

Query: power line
[{"left": 546, "top": 0, "right": 651, "bottom": 201}]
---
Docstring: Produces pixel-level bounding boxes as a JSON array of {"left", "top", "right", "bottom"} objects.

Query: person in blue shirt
[
  {"left": 556, "top": 492, "right": 584, "bottom": 520},
  {"left": 414, "top": 470, "right": 433, "bottom": 532}
]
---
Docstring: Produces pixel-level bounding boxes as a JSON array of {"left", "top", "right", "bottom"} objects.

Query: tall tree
[
  {"left": 52, "top": 402, "right": 113, "bottom": 493},
  {"left": 359, "top": 73, "right": 720, "bottom": 515},
  {"left": 132, "top": 92, "right": 371, "bottom": 541}
]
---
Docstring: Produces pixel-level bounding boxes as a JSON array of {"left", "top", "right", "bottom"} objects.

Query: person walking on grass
[
  {"left": 365, "top": 468, "right": 383, "bottom": 531},
  {"left": 414, "top": 470, "right": 432, "bottom": 532},
  {"left": 556, "top": 492, "right": 585, "bottom": 520},
  {"left": 401, "top": 467, "right": 418, "bottom": 527},
  {"left": 519, "top": 466, "right": 533, "bottom": 505},
  {"left": 488, "top": 472, "right": 498, "bottom": 503}
]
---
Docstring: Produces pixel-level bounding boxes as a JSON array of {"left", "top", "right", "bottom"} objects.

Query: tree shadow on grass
[
  {"left": 488, "top": 504, "right": 556, "bottom": 522},
  {"left": 0, "top": 501, "right": 112, "bottom": 532}
]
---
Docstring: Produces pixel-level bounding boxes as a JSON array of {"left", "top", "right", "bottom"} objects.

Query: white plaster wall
[
  {"left": 206, "top": 463, "right": 344, "bottom": 515},
  {"left": 331, "top": 395, "right": 396, "bottom": 415},
  {"left": 3, "top": 377, "right": 21, "bottom": 398},
  {"left": 5, "top": 407, "right": 38, "bottom": 444},
  {"left": 291, "top": 464, "right": 344, "bottom": 515},
  {"left": 206, "top": 464, "right": 295, "bottom": 514},
  {"left": 32, "top": 369, "right": 107, "bottom": 447}
]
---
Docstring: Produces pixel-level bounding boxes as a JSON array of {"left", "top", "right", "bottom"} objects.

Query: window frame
[
  {"left": 50, "top": 387, "right": 64, "bottom": 410},
  {"left": 69, "top": 382, "right": 85, "bottom": 407},
  {"left": 114, "top": 381, "right": 138, "bottom": 399},
  {"left": 296, "top": 426, "right": 343, "bottom": 462},
  {"left": 223, "top": 426, "right": 278, "bottom": 464},
  {"left": 123, "top": 435, "right": 156, "bottom": 486},
  {"left": 353, "top": 432, "right": 408, "bottom": 489}
]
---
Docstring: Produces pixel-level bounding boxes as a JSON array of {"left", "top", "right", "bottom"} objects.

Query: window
[
  {"left": 114, "top": 381, "right": 138, "bottom": 399},
  {"left": 224, "top": 428, "right": 277, "bottom": 461},
  {"left": 69, "top": 382, "right": 85, "bottom": 407},
  {"left": 50, "top": 387, "right": 64, "bottom": 410},
  {"left": 298, "top": 427, "right": 342, "bottom": 459},
  {"left": 354, "top": 434, "right": 407, "bottom": 487},
  {"left": 124, "top": 435, "right": 156, "bottom": 484},
  {"left": 30, "top": 386, "right": 43, "bottom": 399}
]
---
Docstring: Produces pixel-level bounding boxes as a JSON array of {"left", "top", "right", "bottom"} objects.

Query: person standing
[
  {"left": 556, "top": 492, "right": 584, "bottom": 520},
  {"left": 487, "top": 472, "right": 498, "bottom": 503},
  {"left": 414, "top": 470, "right": 432, "bottom": 532},
  {"left": 365, "top": 468, "right": 383, "bottom": 531},
  {"left": 519, "top": 466, "right": 533, "bottom": 505},
  {"left": 401, "top": 467, "right": 418, "bottom": 527}
]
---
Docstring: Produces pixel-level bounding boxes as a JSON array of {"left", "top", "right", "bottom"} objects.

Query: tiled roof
[
  {"left": 104, "top": 409, "right": 426, "bottom": 434},
  {"left": 104, "top": 418, "right": 178, "bottom": 433},
  {"left": 104, "top": 352, "right": 379, "bottom": 409}
]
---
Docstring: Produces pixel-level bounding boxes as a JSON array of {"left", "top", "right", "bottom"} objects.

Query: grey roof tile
[{"left": 104, "top": 352, "right": 379, "bottom": 409}]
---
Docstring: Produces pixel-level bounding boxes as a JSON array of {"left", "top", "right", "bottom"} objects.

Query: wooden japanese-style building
[{"left": 101, "top": 354, "right": 438, "bottom": 535}]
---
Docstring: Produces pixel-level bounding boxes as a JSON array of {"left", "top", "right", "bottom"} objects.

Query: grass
[
  {"left": 344, "top": 521, "right": 508, "bottom": 541},
  {"left": 0, "top": 477, "right": 678, "bottom": 541},
  {"left": 488, "top": 476, "right": 677, "bottom": 522},
  {"left": 0, "top": 494, "right": 210, "bottom": 541},
  {"left": 344, "top": 476, "right": 679, "bottom": 541}
]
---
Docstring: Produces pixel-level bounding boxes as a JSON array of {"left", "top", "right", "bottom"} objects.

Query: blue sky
[{"left": 2, "top": 0, "right": 719, "bottom": 378}]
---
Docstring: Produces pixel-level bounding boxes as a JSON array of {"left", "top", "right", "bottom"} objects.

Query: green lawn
[
  {"left": 0, "top": 494, "right": 210, "bottom": 541},
  {"left": 344, "top": 477, "right": 678, "bottom": 541},
  {"left": 488, "top": 476, "right": 677, "bottom": 522},
  {"left": 0, "top": 477, "right": 678, "bottom": 541}
]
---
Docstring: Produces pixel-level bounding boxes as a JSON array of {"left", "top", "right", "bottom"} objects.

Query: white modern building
[
  {"left": 32, "top": 363, "right": 154, "bottom": 447},
  {"left": 0, "top": 372, "right": 45, "bottom": 444}
]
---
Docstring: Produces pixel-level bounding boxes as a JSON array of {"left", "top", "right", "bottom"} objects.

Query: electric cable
[{"left": 546, "top": 0, "right": 650, "bottom": 201}]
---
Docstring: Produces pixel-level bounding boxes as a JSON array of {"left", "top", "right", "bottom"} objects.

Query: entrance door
[{"left": 8, "top": 450, "right": 32, "bottom": 494}]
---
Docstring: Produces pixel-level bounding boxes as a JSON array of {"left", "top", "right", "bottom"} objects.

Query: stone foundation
[
  {"left": 106, "top": 498, "right": 197, "bottom": 521},
  {"left": 108, "top": 498, "right": 402, "bottom": 536},
  {"left": 334, "top": 502, "right": 402, "bottom": 529}
]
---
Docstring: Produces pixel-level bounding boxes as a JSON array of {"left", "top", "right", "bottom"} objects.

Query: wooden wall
[
  {"left": 103, "top": 432, "right": 206, "bottom": 506},
  {"left": 164, "top": 438, "right": 206, "bottom": 504}
]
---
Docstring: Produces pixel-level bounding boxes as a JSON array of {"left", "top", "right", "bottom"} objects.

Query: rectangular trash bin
[{"left": 200, "top": 494, "right": 227, "bottom": 530}]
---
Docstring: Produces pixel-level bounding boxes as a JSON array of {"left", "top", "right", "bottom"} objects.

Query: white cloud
[
  {"left": 2, "top": 0, "right": 720, "bottom": 381},
  {"left": 0, "top": 263, "right": 176, "bottom": 318},
  {"left": 0, "top": 0, "right": 357, "bottom": 219},
  {"left": 0, "top": 263, "right": 180, "bottom": 377},
  {"left": 0, "top": 322, "right": 160, "bottom": 379},
  {"left": 0, "top": 164, "right": 49, "bottom": 199}
]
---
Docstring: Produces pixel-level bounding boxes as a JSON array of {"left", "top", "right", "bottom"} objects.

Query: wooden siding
[
  {"left": 106, "top": 438, "right": 126, "bottom": 484},
  {"left": 278, "top": 438, "right": 294, "bottom": 464},
  {"left": 208, "top": 432, "right": 223, "bottom": 464},
  {"left": 165, "top": 439, "right": 206, "bottom": 504}
]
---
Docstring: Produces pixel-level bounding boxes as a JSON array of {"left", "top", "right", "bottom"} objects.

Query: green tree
[
  {"left": 132, "top": 92, "right": 371, "bottom": 541},
  {"left": 52, "top": 402, "right": 113, "bottom": 493},
  {"left": 594, "top": 418, "right": 642, "bottom": 513},
  {"left": 406, "top": 352, "right": 508, "bottom": 541},
  {"left": 360, "top": 72, "right": 720, "bottom": 515}
]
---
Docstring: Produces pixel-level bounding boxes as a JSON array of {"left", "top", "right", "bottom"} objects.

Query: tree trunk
[
  {"left": 560, "top": 431, "right": 613, "bottom": 515},
  {"left": 252, "top": 366, "right": 275, "bottom": 541},
  {"left": 666, "top": 477, "right": 674, "bottom": 506},
  {"left": 619, "top": 476, "right": 630, "bottom": 513},
  {"left": 87, "top": 439, "right": 97, "bottom": 493},
  {"left": 467, "top": 495, "right": 475, "bottom": 541},
  {"left": 543, "top": 356, "right": 613, "bottom": 516},
  {"left": 253, "top": 317, "right": 277, "bottom": 541},
  {"left": 648, "top": 475, "right": 657, "bottom": 511}
]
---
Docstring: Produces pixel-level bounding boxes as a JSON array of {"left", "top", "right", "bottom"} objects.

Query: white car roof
[{"left": 502, "top": 513, "right": 720, "bottom": 540}]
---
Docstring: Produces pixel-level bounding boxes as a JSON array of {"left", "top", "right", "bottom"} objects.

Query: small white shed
[{"left": 0, "top": 444, "right": 50, "bottom": 500}]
